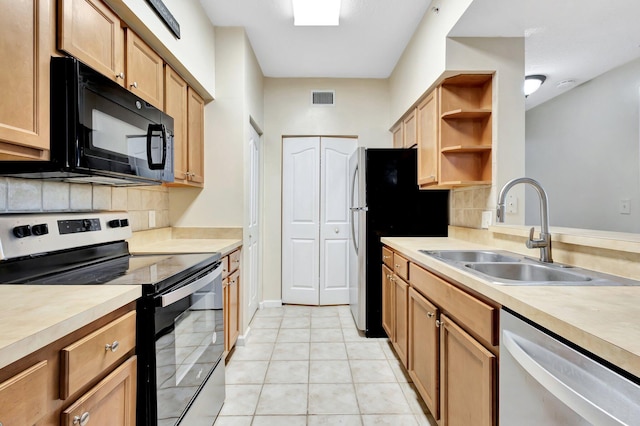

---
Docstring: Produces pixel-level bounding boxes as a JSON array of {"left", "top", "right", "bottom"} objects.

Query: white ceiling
[
  {"left": 451, "top": 0, "right": 640, "bottom": 108},
  {"left": 199, "top": 0, "right": 640, "bottom": 108},
  {"left": 198, "top": 0, "right": 432, "bottom": 78}
]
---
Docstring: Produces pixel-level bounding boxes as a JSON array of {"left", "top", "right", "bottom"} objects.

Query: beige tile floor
[{"left": 213, "top": 305, "right": 437, "bottom": 426}]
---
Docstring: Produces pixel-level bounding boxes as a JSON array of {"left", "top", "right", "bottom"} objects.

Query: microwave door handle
[{"left": 146, "top": 124, "right": 167, "bottom": 170}]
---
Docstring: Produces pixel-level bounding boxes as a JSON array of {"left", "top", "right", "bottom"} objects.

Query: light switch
[{"left": 149, "top": 210, "right": 156, "bottom": 227}]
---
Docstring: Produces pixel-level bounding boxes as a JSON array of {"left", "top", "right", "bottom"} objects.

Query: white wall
[
  {"left": 525, "top": 57, "right": 640, "bottom": 232},
  {"left": 105, "top": 0, "right": 216, "bottom": 97},
  {"left": 388, "top": 0, "right": 473, "bottom": 122},
  {"left": 170, "top": 27, "right": 264, "bottom": 228},
  {"left": 262, "top": 78, "right": 390, "bottom": 301}
]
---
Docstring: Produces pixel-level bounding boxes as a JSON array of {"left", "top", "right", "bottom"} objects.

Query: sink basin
[
  {"left": 465, "top": 262, "right": 592, "bottom": 283},
  {"left": 420, "top": 250, "right": 520, "bottom": 263}
]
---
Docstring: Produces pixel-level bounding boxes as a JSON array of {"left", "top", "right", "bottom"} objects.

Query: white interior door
[
  {"left": 247, "top": 125, "right": 260, "bottom": 319},
  {"left": 320, "top": 137, "right": 357, "bottom": 305},
  {"left": 282, "top": 137, "right": 320, "bottom": 305}
]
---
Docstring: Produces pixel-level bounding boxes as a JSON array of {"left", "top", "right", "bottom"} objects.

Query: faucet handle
[{"left": 527, "top": 227, "right": 547, "bottom": 248}]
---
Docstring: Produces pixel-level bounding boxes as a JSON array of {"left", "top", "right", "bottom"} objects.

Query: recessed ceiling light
[
  {"left": 524, "top": 74, "right": 546, "bottom": 97},
  {"left": 292, "top": 0, "right": 341, "bottom": 26}
]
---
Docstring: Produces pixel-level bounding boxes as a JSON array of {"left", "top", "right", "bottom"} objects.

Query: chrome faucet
[{"left": 496, "top": 177, "right": 553, "bottom": 263}]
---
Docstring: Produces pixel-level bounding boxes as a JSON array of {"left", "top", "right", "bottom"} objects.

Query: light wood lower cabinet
[
  {"left": 440, "top": 314, "right": 495, "bottom": 426},
  {"left": 224, "top": 249, "right": 241, "bottom": 355},
  {"left": 382, "top": 246, "right": 498, "bottom": 424},
  {"left": 408, "top": 287, "right": 439, "bottom": 419},
  {"left": 381, "top": 264, "right": 395, "bottom": 340},
  {"left": 0, "top": 304, "right": 136, "bottom": 425},
  {"left": 392, "top": 274, "right": 409, "bottom": 367},
  {"left": 61, "top": 356, "right": 137, "bottom": 426}
]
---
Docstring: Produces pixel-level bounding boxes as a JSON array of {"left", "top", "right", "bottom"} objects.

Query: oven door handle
[{"left": 160, "top": 263, "right": 222, "bottom": 307}]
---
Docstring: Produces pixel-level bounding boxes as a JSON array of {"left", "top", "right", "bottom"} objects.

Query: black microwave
[{"left": 0, "top": 57, "right": 174, "bottom": 186}]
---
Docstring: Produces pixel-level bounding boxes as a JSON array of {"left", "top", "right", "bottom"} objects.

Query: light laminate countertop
[
  {"left": 382, "top": 236, "right": 640, "bottom": 378},
  {"left": 129, "top": 238, "right": 242, "bottom": 256},
  {"left": 0, "top": 285, "right": 141, "bottom": 369}
]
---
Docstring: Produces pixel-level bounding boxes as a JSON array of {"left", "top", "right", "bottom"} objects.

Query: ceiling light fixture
[
  {"left": 292, "top": 0, "right": 341, "bottom": 26},
  {"left": 524, "top": 74, "right": 546, "bottom": 97}
]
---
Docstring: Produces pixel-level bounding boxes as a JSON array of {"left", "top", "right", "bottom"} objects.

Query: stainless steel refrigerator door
[{"left": 349, "top": 148, "right": 367, "bottom": 330}]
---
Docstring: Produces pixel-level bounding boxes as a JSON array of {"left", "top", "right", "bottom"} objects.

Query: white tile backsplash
[
  {"left": 42, "top": 181, "right": 70, "bottom": 211},
  {"left": 7, "top": 178, "right": 42, "bottom": 211},
  {"left": 1, "top": 178, "right": 170, "bottom": 231},
  {"left": 70, "top": 184, "right": 93, "bottom": 210}
]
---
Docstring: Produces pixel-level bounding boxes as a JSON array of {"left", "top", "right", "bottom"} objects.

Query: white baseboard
[
  {"left": 259, "top": 300, "right": 283, "bottom": 309},
  {"left": 237, "top": 326, "right": 250, "bottom": 347}
]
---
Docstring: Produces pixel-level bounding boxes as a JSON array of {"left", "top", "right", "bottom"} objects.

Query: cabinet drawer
[
  {"left": 0, "top": 360, "right": 48, "bottom": 425},
  {"left": 229, "top": 249, "right": 241, "bottom": 273},
  {"left": 393, "top": 253, "right": 409, "bottom": 281},
  {"left": 61, "top": 356, "right": 137, "bottom": 426},
  {"left": 410, "top": 263, "right": 496, "bottom": 346},
  {"left": 221, "top": 256, "right": 230, "bottom": 278},
  {"left": 61, "top": 311, "right": 136, "bottom": 399},
  {"left": 382, "top": 246, "right": 394, "bottom": 269}
]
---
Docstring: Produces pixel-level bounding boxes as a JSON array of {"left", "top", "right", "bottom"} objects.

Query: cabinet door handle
[
  {"left": 73, "top": 412, "right": 90, "bottom": 426},
  {"left": 427, "top": 312, "right": 435, "bottom": 318},
  {"left": 115, "top": 72, "right": 125, "bottom": 79},
  {"left": 436, "top": 319, "right": 444, "bottom": 328},
  {"left": 105, "top": 341, "right": 120, "bottom": 352},
  {"left": 130, "top": 81, "right": 138, "bottom": 89}
]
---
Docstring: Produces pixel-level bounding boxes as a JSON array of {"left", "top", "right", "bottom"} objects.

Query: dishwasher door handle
[{"left": 502, "top": 330, "right": 626, "bottom": 426}]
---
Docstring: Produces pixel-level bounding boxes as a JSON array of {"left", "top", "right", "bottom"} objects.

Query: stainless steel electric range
[{"left": 0, "top": 212, "right": 225, "bottom": 425}]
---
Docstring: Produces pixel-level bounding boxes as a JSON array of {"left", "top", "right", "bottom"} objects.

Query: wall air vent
[{"left": 311, "top": 90, "right": 335, "bottom": 106}]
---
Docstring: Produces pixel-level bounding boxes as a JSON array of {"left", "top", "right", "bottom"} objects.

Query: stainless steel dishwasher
[{"left": 500, "top": 309, "right": 640, "bottom": 425}]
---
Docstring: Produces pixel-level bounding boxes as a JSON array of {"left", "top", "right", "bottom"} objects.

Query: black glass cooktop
[{"left": 1, "top": 241, "right": 220, "bottom": 295}]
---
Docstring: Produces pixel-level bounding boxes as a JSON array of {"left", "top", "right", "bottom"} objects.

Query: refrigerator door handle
[{"left": 350, "top": 164, "right": 360, "bottom": 254}]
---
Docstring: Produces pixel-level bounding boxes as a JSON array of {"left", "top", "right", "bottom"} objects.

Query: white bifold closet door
[{"left": 282, "top": 136, "right": 357, "bottom": 305}]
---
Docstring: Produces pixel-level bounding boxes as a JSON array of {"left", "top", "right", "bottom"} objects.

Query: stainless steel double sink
[{"left": 420, "top": 250, "right": 639, "bottom": 286}]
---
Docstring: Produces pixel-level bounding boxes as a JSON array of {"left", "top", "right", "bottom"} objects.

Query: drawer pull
[
  {"left": 105, "top": 341, "right": 120, "bottom": 352},
  {"left": 427, "top": 312, "right": 435, "bottom": 318},
  {"left": 73, "top": 412, "right": 90, "bottom": 426}
]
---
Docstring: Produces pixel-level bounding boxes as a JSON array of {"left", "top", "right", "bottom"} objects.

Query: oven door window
[{"left": 154, "top": 278, "right": 224, "bottom": 424}]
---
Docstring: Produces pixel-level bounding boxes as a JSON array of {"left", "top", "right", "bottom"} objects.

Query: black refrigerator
[{"left": 348, "top": 148, "right": 449, "bottom": 337}]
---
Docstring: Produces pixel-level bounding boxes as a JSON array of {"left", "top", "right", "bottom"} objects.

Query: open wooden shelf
[
  {"left": 441, "top": 145, "right": 491, "bottom": 153},
  {"left": 441, "top": 109, "right": 491, "bottom": 119}
]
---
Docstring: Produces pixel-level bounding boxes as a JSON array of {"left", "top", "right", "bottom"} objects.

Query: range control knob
[
  {"left": 119, "top": 219, "right": 129, "bottom": 227},
  {"left": 32, "top": 223, "right": 49, "bottom": 236},
  {"left": 13, "top": 225, "right": 32, "bottom": 238},
  {"left": 108, "top": 219, "right": 121, "bottom": 228}
]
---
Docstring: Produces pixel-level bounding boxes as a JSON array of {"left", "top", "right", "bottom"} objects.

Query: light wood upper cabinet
[
  {"left": 403, "top": 108, "right": 417, "bottom": 148},
  {"left": 165, "top": 66, "right": 189, "bottom": 181},
  {"left": 391, "top": 122, "right": 403, "bottom": 148},
  {"left": 58, "top": 0, "right": 125, "bottom": 86},
  {"left": 126, "top": 29, "right": 164, "bottom": 109},
  {"left": 440, "top": 314, "right": 495, "bottom": 426},
  {"left": 0, "top": 0, "right": 51, "bottom": 159},
  {"left": 408, "top": 287, "right": 439, "bottom": 419},
  {"left": 417, "top": 90, "right": 438, "bottom": 187},
  {"left": 438, "top": 74, "right": 493, "bottom": 187},
  {"left": 165, "top": 69, "right": 206, "bottom": 187},
  {"left": 186, "top": 87, "right": 205, "bottom": 185}
]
